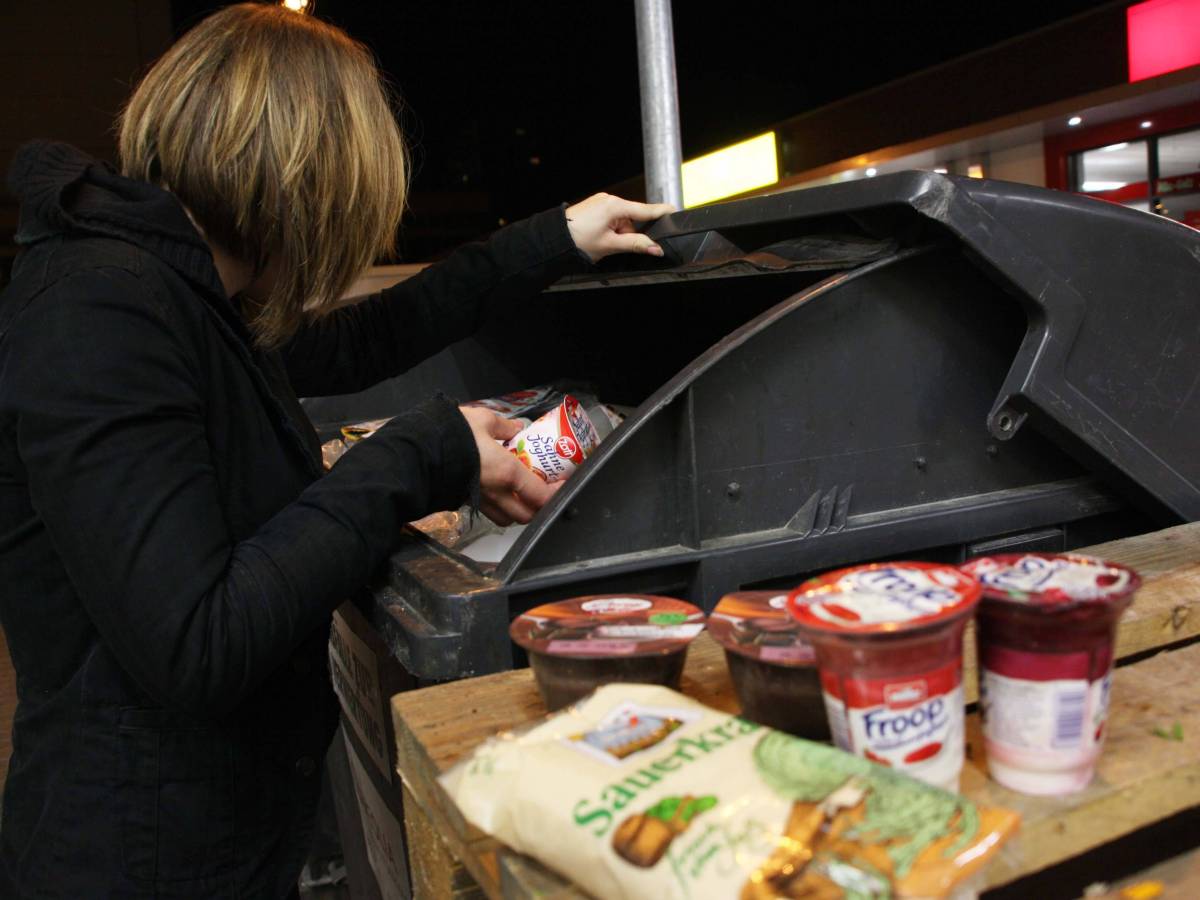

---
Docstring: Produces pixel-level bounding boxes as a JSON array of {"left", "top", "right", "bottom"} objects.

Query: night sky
[{"left": 171, "top": 0, "right": 1114, "bottom": 250}]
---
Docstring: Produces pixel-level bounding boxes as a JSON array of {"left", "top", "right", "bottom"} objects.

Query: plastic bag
[{"left": 441, "top": 684, "right": 1018, "bottom": 899}]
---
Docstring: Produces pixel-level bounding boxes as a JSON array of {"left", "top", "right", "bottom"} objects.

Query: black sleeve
[
  {"left": 282, "top": 205, "right": 590, "bottom": 397},
  {"left": 7, "top": 267, "right": 478, "bottom": 719}
]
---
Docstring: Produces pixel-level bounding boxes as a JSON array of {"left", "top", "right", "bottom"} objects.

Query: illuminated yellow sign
[{"left": 682, "top": 132, "right": 779, "bottom": 208}]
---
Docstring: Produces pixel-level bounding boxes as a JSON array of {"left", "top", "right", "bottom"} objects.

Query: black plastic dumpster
[{"left": 311, "top": 171, "right": 1200, "bottom": 683}]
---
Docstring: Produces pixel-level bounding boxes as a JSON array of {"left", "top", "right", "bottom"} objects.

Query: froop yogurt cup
[
  {"left": 961, "top": 553, "right": 1140, "bottom": 796},
  {"left": 788, "top": 562, "right": 981, "bottom": 791}
]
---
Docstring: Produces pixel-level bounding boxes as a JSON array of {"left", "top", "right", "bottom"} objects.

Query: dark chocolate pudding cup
[
  {"left": 510, "top": 595, "right": 705, "bottom": 711},
  {"left": 707, "top": 591, "right": 828, "bottom": 739}
]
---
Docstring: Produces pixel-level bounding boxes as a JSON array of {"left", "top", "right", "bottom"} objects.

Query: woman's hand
[
  {"left": 565, "top": 193, "right": 676, "bottom": 262},
  {"left": 459, "top": 406, "right": 561, "bottom": 526}
]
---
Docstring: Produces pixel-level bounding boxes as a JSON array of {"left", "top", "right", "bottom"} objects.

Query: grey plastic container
[{"left": 314, "top": 172, "right": 1200, "bottom": 681}]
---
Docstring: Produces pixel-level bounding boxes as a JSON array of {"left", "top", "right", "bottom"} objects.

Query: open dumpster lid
[{"left": 355, "top": 172, "right": 1200, "bottom": 678}]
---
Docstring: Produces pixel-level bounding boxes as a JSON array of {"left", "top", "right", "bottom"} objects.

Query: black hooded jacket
[{"left": 0, "top": 141, "right": 585, "bottom": 898}]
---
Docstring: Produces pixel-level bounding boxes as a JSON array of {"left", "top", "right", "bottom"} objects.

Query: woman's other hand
[
  {"left": 459, "top": 406, "right": 561, "bottom": 526},
  {"left": 565, "top": 193, "right": 676, "bottom": 262}
]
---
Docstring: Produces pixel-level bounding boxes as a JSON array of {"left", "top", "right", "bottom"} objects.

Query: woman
[{"left": 0, "top": 4, "right": 670, "bottom": 897}]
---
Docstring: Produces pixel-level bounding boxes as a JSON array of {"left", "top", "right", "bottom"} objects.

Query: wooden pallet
[{"left": 391, "top": 522, "right": 1200, "bottom": 899}]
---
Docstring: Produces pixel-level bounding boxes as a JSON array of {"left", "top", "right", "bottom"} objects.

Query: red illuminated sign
[{"left": 1128, "top": 0, "right": 1200, "bottom": 82}]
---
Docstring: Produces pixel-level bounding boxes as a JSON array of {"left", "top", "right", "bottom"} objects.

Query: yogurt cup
[
  {"left": 707, "top": 591, "right": 828, "bottom": 739},
  {"left": 509, "top": 595, "right": 705, "bottom": 711},
  {"left": 503, "top": 395, "right": 599, "bottom": 484},
  {"left": 961, "top": 553, "right": 1140, "bottom": 796},
  {"left": 462, "top": 385, "right": 557, "bottom": 418},
  {"left": 788, "top": 562, "right": 981, "bottom": 791}
]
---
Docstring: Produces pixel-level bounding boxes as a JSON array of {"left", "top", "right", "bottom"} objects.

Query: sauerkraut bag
[{"left": 441, "top": 684, "right": 1018, "bottom": 899}]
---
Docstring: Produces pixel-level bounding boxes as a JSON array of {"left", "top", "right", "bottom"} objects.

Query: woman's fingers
[
  {"left": 477, "top": 435, "right": 559, "bottom": 525},
  {"left": 605, "top": 232, "right": 664, "bottom": 257},
  {"left": 613, "top": 198, "right": 675, "bottom": 222},
  {"left": 487, "top": 412, "right": 524, "bottom": 442},
  {"left": 494, "top": 451, "right": 556, "bottom": 508},
  {"left": 565, "top": 193, "right": 675, "bottom": 262},
  {"left": 455, "top": 406, "right": 578, "bottom": 527},
  {"left": 479, "top": 498, "right": 514, "bottom": 527}
]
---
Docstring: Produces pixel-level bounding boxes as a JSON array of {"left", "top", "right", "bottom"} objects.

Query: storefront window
[
  {"left": 1072, "top": 127, "right": 1200, "bottom": 227},
  {"left": 1077, "top": 140, "right": 1149, "bottom": 197},
  {"left": 1155, "top": 128, "right": 1200, "bottom": 225}
]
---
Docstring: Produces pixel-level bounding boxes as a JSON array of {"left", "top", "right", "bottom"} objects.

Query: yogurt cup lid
[
  {"left": 788, "top": 562, "right": 981, "bottom": 635},
  {"left": 708, "top": 591, "right": 817, "bottom": 665},
  {"left": 961, "top": 553, "right": 1141, "bottom": 606},
  {"left": 510, "top": 595, "right": 705, "bottom": 658}
]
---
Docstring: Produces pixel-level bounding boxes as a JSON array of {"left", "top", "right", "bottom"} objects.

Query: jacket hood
[{"left": 7, "top": 140, "right": 225, "bottom": 300}]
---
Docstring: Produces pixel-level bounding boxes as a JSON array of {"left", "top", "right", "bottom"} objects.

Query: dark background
[
  {"left": 0, "top": 0, "right": 1120, "bottom": 266},
  {"left": 168, "top": 0, "right": 1115, "bottom": 255}
]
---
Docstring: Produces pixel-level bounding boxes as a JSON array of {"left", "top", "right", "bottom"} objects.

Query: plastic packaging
[
  {"left": 961, "top": 553, "right": 1140, "bottom": 796},
  {"left": 503, "top": 395, "right": 600, "bottom": 483},
  {"left": 707, "top": 591, "right": 828, "bottom": 739},
  {"left": 441, "top": 684, "right": 1020, "bottom": 899},
  {"left": 510, "top": 596, "right": 704, "bottom": 710},
  {"left": 788, "top": 563, "right": 981, "bottom": 791}
]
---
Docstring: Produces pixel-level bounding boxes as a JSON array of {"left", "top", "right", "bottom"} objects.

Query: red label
[
  {"left": 982, "top": 645, "right": 1091, "bottom": 681},
  {"left": 556, "top": 406, "right": 585, "bottom": 463},
  {"left": 821, "top": 660, "right": 960, "bottom": 708},
  {"left": 556, "top": 435, "right": 579, "bottom": 459}
]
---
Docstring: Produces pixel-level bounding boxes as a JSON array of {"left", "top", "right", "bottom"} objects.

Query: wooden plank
[
  {"left": 326, "top": 728, "right": 386, "bottom": 900},
  {"left": 971, "top": 641, "right": 1200, "bottom": 886},
  {"left": 344, "top": 732, "right": 413, "bottom": 900},
  {"left": 1097, "top": 845, "right": 1200, "bottom": 899},
  {"left": 400, "top": 783, "right": 488, "bottom": 900},
  {"left": 1075, "top": 522, "right": 1200, "bottom": 580},
  {"left": 400, "top": 642, "right": 1200, "bottom": 898},
  {"left": 391, "top": 523, "right": 1200, "bottom": 898}
]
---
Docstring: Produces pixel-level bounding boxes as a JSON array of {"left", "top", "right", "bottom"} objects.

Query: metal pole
[{"left": 634, "top": 0, "right": 684, "bottom": 209}]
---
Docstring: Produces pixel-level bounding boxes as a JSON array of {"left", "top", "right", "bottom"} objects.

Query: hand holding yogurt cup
[
  {"left": 502, "top": 394, "right": 600, "bottom": 485},
  {"left": 459, "top": 405, "right": 561, "bottom": 526}
]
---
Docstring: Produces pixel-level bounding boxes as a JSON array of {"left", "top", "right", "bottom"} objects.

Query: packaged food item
[
  {"left": 707, "top": 591, "right": 828, "bottom": 739},
  {"left": 339, "top": 417, "right": 393, "bottom": 444},
  {"left": 442, "top": 684, "right": 1020, "bottom": 899},
  {"left": 462, "top": 385, "right": 560, "bottom": 419},
  {"left": 320, "top": 438, "right": 347, "bottom": 470},
  {"left": 788, "top": 563, "right": 981, "bottom": 791},
  {"left": 588, "top": 402, "right": 625, "bottom": 438},
  {"left": 509, "top": 596, "right": 704, "bottom": 710},
  {"left": 960, "top": 553, "right": 1140, "bottom": 796},
  {"left": 503, "top": 395, "right": 600, "bottom": 483}
]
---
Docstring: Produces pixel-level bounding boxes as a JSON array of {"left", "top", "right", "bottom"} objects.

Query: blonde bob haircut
[{"left": 119, "top": 3, "right": 407, "bottom": 347}]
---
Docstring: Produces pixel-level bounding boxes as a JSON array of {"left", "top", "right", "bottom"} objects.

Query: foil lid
[
  {"left": 962, "top": 553, "right": 1140, "bottom": 606},
  {"left": 789, "top": 562, "right": 981, "bottom": 634},
  {"left": 510, "top": 595, "right": 705, "bottom": 657}
]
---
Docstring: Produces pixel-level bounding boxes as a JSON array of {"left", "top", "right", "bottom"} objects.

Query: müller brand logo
[{"left": 884, "top": 681, "right": 928, "bottom": 709}]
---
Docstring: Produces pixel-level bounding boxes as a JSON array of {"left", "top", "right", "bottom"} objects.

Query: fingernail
[{"left": 649, "top": 245, "right": 664, "bottom": 257}]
